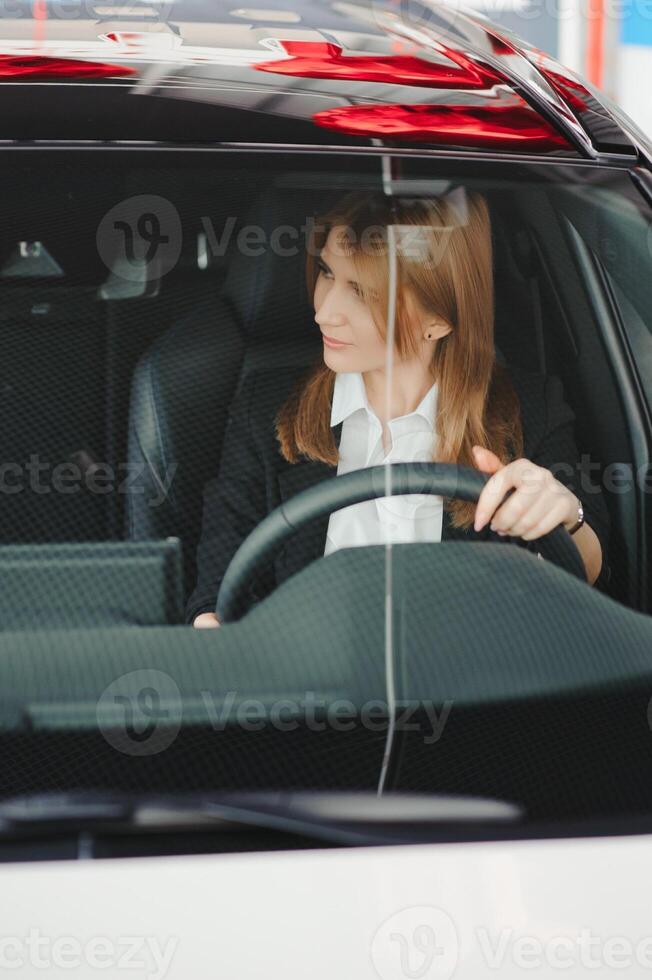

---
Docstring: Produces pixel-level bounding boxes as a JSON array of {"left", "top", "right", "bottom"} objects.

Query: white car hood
[{"left": 0, "top": 832, "right": 651, "bottom": 978}]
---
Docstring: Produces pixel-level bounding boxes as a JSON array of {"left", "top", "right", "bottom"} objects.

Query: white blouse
[{"left": 324, "top": 370, "right": 444, "bottom": 556}]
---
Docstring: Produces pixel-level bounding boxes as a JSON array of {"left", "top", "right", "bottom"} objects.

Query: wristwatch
[{"left": 566, "top": 498, "right": 585, "bottom": 536}]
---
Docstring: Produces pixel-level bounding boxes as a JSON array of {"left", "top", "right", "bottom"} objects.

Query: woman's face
[{"left": 313, "top": 225, "right": 390, "bottom": 374}]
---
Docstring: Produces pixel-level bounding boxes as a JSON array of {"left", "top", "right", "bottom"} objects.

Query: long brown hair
[{"left": 275, "top": 189, "right": 523, "bottom": 530}]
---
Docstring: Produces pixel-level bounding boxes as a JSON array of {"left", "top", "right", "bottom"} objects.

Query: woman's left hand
[{"left": 472, "top": 445, "right": 579, "bottom": 540}]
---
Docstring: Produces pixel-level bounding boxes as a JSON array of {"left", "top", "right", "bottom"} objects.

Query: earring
[{"left": 424, "top": 331, "right": 433, "bottom": 340}]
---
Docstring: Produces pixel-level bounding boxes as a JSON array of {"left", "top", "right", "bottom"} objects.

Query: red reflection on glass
[
  {"left": 537, "top": 68, "right": 589, "bottom": 113},
  {"left": 103, "top": 31, "right": 148, "bottom": 44},
  {"left": 0, "top": 54, "right": 137, "bottom": 78},
  {"left": 102, "top": 31, "right": 175, "bottom": 47},
  {"left": 256, "top": 39, "right": 504, "bottom": 90},
  {"left": 486, "top": 34, "right": 515, "bottom": 56},
  {"left": 311, "top": 103, "right": 571, "bottom": 150},
  {"left": 461, "top": 20, "right": 587, "bottom": 118},
  {"left": 104, "top": 31, "right": 145, "bottom": 42}
]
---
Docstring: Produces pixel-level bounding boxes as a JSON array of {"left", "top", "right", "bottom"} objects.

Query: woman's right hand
[{"left": 193, "top": 612, "right": 221, "bottom": 629}]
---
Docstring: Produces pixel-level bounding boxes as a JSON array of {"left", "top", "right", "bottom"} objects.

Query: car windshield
[{"left": 0, "top": 147, "right": 651, "bottom": 849}]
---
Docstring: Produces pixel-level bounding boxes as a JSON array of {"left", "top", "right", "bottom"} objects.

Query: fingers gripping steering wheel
[{"left": 215, "top": 462, "right": 585, "bottom": 623}]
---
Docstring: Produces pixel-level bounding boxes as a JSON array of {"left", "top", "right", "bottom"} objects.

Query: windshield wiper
[{"left": 0, "top": 790, "right": 523, "bottom": 848}]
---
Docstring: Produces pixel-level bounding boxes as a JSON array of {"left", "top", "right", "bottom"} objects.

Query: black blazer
[{"left": 185, "top": 362, "right": 611, "bottom": 623}]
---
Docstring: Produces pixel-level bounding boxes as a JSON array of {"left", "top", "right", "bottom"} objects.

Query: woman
[{"left": 188, "top": 189, "right": 609, "bottom": 628}]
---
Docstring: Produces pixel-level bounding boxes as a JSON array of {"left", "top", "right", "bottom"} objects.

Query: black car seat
[{"left": 125, "top": 184, "right": 334, "bottom": 594}]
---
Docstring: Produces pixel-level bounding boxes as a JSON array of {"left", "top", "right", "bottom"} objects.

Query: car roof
[{"left": 0, "top": 0, "right": 646, "bottom": 163}]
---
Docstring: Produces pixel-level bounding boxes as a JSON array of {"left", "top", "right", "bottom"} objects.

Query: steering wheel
[{"left": 215, "top": 462, "right": 586, "bottom": 623}]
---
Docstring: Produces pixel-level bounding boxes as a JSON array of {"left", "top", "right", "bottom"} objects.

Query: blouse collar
[{"left": 330, "top": 370, "right": 437, "bottom": 428}]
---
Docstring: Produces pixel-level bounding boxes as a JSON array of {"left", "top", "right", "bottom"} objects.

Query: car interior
[
  {"left": 0, "top": 150, "right": 647, "bottom": 610},
  {"left": 0, "top": 148, "right": 650, "bottom": 826}
]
